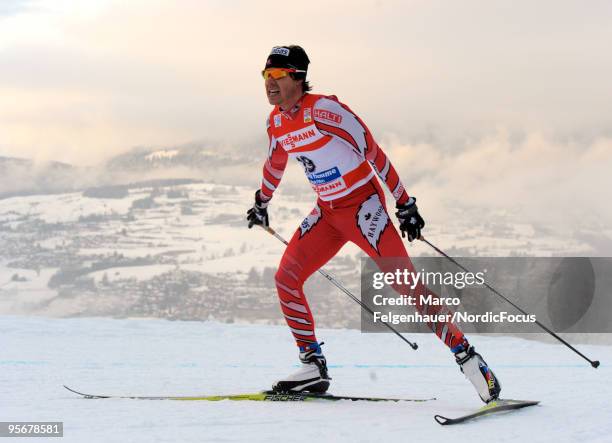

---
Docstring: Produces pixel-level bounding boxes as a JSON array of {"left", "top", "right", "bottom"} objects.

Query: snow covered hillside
[
  {"left": 0, "top": 181, "right": 366, "bottom": 327},
  {"left": 0, "top": 180, "right": 601, "bottom": 327},
  {"left": 2, "top": 316, "right": 610, "bottom": 442}
]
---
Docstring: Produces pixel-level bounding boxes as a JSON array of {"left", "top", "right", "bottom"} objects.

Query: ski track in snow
[{"left": 2, "top": 315, "right": 611, "bottom": 443}]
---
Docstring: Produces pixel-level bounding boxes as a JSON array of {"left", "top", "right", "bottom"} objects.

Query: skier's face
[{"left": 265, "top": 74, "right": 302, "bottom": 110}]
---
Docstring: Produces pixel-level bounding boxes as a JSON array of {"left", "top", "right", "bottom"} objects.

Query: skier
[{"left": 247, "top": 45, "right": 501, "bottom": 403}]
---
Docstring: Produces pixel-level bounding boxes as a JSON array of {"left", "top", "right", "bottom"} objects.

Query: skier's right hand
[{"left": 246, "top": 190, "right": 270, "bottom": 229}]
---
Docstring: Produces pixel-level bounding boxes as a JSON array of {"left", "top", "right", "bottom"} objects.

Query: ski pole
[
  {"left": 262, "top": 225, "right": 418, "bottom": 350},
  {"left": 419, "top": 236, "right": 600, "bottom": 368}
]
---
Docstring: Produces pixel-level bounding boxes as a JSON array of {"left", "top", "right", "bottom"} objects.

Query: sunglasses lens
[{"left": 262, "top": 69, "right": 291, "bottom": 80}]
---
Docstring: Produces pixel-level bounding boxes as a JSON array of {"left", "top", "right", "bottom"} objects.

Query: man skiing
[{"left": 247, "top": 45, "right": 501, "bottom": 403}]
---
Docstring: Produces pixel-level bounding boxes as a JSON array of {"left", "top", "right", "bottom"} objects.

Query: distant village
[{"left": 0, "top": 182, "right": 363, "bottom": 328}]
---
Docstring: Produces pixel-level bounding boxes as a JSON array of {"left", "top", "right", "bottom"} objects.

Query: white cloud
[
  {"left": 0, "top": 0, "right": 611, "bottom": 166},
  {"left": 381, "top": 130, "right": 612, "bottom": 226}
]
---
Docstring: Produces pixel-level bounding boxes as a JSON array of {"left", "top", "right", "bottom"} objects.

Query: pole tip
[
  {"left": 413, "top": 343, "right": 419, "bottom": 350},
  {"left": 592, "top": 360, "right": 600, "bottom": 368}
]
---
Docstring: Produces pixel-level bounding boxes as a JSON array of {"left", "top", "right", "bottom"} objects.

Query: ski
[
  {"left": 434, "top": 399, "right": 539, "bottom": 425},
  {"left": 64, "top": 385, "right": 435, "bottom": 402}
]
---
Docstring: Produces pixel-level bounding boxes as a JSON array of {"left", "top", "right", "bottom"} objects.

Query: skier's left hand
[{"left": 395, "top": 197, "right": 425, "bottom": 242}]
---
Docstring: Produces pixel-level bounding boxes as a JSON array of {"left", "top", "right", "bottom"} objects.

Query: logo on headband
[{"left": 270, "top": 47, "right": 290, "bottom": 56}]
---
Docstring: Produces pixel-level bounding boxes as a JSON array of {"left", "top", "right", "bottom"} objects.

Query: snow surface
[{"left": 2, "top": 315, "right": 611, "bottom": 443}]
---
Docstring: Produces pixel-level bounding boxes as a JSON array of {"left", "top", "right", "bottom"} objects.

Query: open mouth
[{"left": 268, "top": 89, "right": 280, "bottom": 97}]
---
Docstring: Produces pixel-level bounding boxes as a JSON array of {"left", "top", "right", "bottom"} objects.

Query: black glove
[
  {"left": 395, "top": 197, "right": 425, "bottom": 242},
  {"left": 246, "top": 190, "right": 270, "bottom": 229}
]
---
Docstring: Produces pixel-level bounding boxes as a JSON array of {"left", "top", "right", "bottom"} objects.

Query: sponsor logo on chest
[
  {"left": 312, "top": 179, "right": 345, "bottom": 194},
  {"left": 296, "top": 155, "right": 316, "bottom": 173},
  {"left": 303, "top": 107, "right": 312, "bottom": 123},
  {"left": 307, "top": 166, "right": 341, "bottom": 185},
  {"left": 278, "top": 126, "right": 319, "bottom": 151}
]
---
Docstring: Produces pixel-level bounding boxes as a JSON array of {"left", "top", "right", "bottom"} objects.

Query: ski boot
[
  {"left": 273, "top": 342, "right": 331, "bottom": 393},
  {"left": 453, "top": 342, "right": 501, "bottom": 403}
]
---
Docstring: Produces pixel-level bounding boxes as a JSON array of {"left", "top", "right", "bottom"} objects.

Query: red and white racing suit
[{"left": 260, "top": 93, "right": 466, "bottom": 351}]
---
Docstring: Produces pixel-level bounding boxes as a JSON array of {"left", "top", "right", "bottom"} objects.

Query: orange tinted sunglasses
[{"left": 261, "top": 68, "right": 306, "bottom": 80}]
